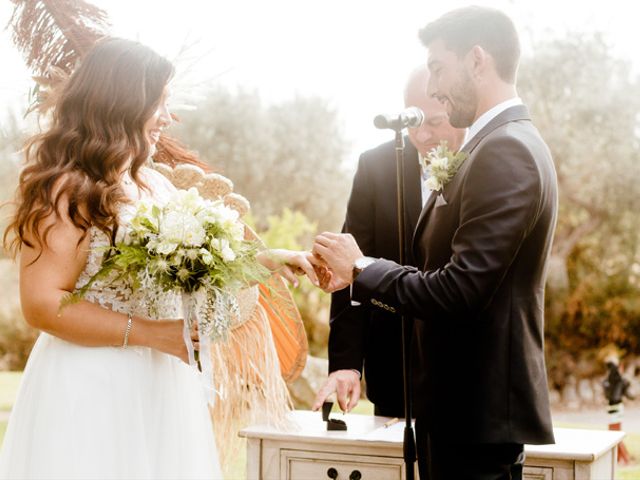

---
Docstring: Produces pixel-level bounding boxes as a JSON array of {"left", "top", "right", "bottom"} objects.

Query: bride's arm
[{"left": 19, "top": 197, "right": 191, "bottom": 362}]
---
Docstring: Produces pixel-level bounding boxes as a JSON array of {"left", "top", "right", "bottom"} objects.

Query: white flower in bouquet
[
  {"left": 160, "top": 210, "right": 207, "bottom": 247},
  {"left": 211, "top": 238, "right": 237, "bottom": 263},
  {"left": 130, "top": 198, "right": 159, "bottom": 231}
]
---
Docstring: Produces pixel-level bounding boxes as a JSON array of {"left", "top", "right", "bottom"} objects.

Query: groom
[{"left": 313, "top": 6, "right": 557, "bottom": 480}]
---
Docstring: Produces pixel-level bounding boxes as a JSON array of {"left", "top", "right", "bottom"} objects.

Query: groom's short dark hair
[{"left": 419, "top": 6, "right": 520, "bottom": 84}]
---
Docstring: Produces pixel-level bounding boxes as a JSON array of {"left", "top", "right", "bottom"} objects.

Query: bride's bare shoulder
[{"left": 19, "top": 176, "right": 90, "bottom": 275}]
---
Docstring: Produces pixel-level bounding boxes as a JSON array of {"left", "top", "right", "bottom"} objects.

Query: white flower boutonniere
[{"left": 421, "top": 141, "right": 468, "bottom": 192}]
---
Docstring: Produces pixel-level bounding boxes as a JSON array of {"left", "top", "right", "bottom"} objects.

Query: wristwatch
[{"left": 352, "top": 256, "right": 376, "bottom": 282}]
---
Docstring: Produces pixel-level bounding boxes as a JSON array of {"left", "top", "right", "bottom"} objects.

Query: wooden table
[{"left": 239, "top": 410, "right": 625, "bottom": 480}]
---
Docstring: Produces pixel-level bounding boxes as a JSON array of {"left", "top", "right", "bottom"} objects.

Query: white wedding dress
[{"left": 0, "top": 168, "right": 223, "bottom": 479}]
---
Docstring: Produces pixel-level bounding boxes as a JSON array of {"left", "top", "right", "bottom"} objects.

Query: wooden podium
[{"left": 240, "top": 410, "right": 625, "bottom": 480}]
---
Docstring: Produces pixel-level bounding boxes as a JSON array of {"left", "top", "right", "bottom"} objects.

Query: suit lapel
[
  {"left": 411, "top": 105, "right": 532, "bottom": 259},
  {"left": 459, "top": 104, "right": 531, "bottom": 157},
  {"left": 411, "top": 190, "right": 438, "bottom": 256}
]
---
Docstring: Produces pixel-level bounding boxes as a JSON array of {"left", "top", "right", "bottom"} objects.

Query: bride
[{"left": 0, "top": 37, "right": 317, "bottom": 480}]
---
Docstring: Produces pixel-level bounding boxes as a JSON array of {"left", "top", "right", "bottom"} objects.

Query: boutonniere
[{"left": 421, "top": 141, "right": 468, "bottom": 192}]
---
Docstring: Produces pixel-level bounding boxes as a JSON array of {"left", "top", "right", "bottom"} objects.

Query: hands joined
[{"left": 258, "top": 233, "right": 364, "bottom": 293}]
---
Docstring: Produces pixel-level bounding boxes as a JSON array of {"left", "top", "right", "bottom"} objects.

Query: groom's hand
[
  {"left": 312, "top": 232, "right": 363, "bottom": 293},
  {"left": 312, "top": 369, "right": 361, "bottom": 413}
]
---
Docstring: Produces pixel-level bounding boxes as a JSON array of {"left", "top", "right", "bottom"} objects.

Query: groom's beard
[{"left": 448, "top": 69, "right": 478, "bottom": 129}]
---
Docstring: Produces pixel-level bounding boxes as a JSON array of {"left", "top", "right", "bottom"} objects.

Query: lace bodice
[{"left": 74, "top": 166, "right": 182, "bottom": 320}]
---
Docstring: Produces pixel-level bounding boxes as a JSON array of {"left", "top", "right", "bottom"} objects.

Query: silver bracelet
[{"left": 122, "top": 313, "right": 133, "bottom": 348}]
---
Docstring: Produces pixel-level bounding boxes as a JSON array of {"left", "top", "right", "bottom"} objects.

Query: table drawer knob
[
  {"left": 350, "top": 470, "right": 362, "bottom": 480},
  {"left": 327, "top": 467, "right": 338, "bottom": 479}
]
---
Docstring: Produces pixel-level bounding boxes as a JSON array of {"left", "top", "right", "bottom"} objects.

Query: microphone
[{"left": 373, "top": 107, "right": 424, "bottom": 130}]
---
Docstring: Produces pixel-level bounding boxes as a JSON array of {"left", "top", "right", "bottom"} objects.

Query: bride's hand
[
  {"left": 137, "top": 318, "right": 198, "bottom": 364},
  {"left": 257, "top": 249, "right": 321, "bottom": 288}
]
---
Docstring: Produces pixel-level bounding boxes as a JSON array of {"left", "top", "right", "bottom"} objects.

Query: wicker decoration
[
  {"left": 223, "top": 192, "right": 251, "bottom": 217},
  {"left": 200, "top": 173, "right": 234, "bottom": 199},
  {"left": 171, "top": 163, "right": 206, "bottom": 190},
  {"left": 152, "top": 162, "right": 174, "bottom": 182},
  {"left": 231, "top": 285, "right": 259, "bottom": 329}
]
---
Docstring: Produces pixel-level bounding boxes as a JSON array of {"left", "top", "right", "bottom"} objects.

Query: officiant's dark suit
[
  {"left": 328, "top": 139, "right": 422, "bottom": 418},
  {"left": 352, "top": 102, "right": 557, "bottom": 476},
  {"left": 326, "top": 65, "right": 467, "bottom": 418}
]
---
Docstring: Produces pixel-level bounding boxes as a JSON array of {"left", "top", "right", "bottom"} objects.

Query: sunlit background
[{"left": 1, "top": 0, "right": 639, "bottom": 161}]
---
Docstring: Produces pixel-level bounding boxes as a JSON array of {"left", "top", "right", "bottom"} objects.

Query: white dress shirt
[
  {"left": 418, "top": 153, "right": 430, "bottom": 207},
  {"left": 459, "top": 97, "right": 523, "bottom": 151}
]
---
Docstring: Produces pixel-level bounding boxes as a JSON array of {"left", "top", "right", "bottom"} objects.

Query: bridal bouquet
[{"left": 66, "top": 187, "right": 269, "bottom": 370}]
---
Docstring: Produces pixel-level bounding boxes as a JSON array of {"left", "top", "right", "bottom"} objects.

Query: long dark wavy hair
[{"left": 4, "top": 37, "right": 174, "bottom": 257}]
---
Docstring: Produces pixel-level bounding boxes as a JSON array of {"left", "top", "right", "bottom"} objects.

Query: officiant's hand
[
  {"left": 312, "top": 232, "right": 363, "bottom": 293},
  {"left": 258, "top": 249, "right": 320, "bottom": 287},
  {"left": 312, "top": 369, "right": 361, "bottom": 413}
]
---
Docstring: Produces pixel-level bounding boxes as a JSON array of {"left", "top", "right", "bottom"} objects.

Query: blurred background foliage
[
  {"left": 518, "top": 32, "right": 640, "bottom": 386},
  {"left": 171, "top": 89, "right": 353, "bottom": 232}
]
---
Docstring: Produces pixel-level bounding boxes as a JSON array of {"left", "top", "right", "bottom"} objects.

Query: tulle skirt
[{"left": 0, "top": 333, "right": 222, "bottom": 479}]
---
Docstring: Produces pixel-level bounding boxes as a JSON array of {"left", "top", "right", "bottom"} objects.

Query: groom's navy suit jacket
[
  {"left": 352, "top": 105, "right": 557, "bottom": 445},
  {"left": 329, "top": 139, "right": 422, "bottom": 418}
]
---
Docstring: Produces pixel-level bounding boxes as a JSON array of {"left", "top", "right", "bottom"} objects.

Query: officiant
[{"left": 312, "top": 65, "right": 465, "bottom": 418}]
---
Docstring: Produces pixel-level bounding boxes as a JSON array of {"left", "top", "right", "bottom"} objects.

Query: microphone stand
[
  {"left": 372, "top": 109, "right": 422, "bottom": 479},
  {"left": 393, "top": 126, "right": 417, "bottom": 480}
]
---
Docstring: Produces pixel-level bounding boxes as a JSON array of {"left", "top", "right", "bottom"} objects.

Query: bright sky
[{"left": 1, "top": 0, "right": 638, "bottom": 165}]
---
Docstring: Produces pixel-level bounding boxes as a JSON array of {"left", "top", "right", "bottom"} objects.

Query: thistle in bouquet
[{"left": 65, "top": 187, "right": 269, "bottom": 372}]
